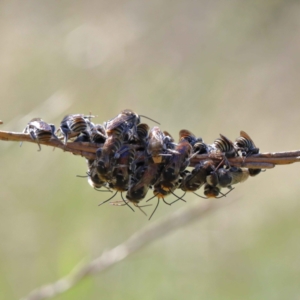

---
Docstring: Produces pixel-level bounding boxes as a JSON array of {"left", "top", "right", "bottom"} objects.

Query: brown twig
[
  {"left": 1, "top": 129, "right": 299, "bottom": 168},
  {"left": 20, "top": 198, "right": 233, "bottom": 300}
]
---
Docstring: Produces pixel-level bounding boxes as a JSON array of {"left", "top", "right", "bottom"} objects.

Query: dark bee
[
  {"left": 146, "top": 179, "right": 182, "bottom": 220},
  {"left": 109, "top": 145, "right": 135, "bottom": 192},
  {"left": 147, "top": 127, "right": 165, "bottom": 163},
  {"left": 203, "top": 183, "right": 235, "bottom": 199},
  {"left": 203, "top": 184, "right": 224, "bottom": 198},
  {"left": 235, "top": 131, "right": 259, "bottom": 157},
  {"left": 206, "top": 167, "right": 249, "bottom": 195},
  {"left": 21, "top": 118, "right": 58, "bottom": 151},
  {"left": 105, "top": 109, "right": 140, "bottom": 136},
  {"left": 98, "top": 145, "right": 136, "bottom": 211},
  {"left": 180, "top": 160, "right": 215, "bottom": 192},
  {"left": 235, "top": 131, "right": 261, "bottom": 176},
  {"left": 193, "top": 141, "right": 210, "bottom": 154},
  {"left": 105, "top": 109, "right": 159, "bottom": 141},
  {"left": 136, "top": 123, "right": 150, "bottom": 144},
  {"left": 96, "top": 135, "right": 124, "bottom": 182},
  {"left": 125, "top": 162, "right": 161, "bottom": 215},
  {"left": 213, "top": 134, "right": 237, "bottom": 158},
  {"left": 89, "top": 124, "right": 107, "bottom": 144},
  {"left": 147, "top": 127, "right": 175, "bottom": 163},
  {"left": 59, "top": 114, "right": 93, "bottom": 144},
  {"left": 161, "top": 130, "right": 193, "bottom": 183},
  {"left": 179, "top": 129, "right": 203, "bottom": 148},
  {"left": 85, "top": 159, "right": 110, "bottom": 191}
]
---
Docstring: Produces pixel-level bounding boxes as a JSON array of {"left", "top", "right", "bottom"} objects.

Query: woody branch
[{"left": 1, "top": 129, "right": 300, "bottom": 168}]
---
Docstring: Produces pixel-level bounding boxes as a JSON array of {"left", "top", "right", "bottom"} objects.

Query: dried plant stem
[
  {"left": 20, "top": 199, "right": 233, "bottom": 300},
  {"left": 1, "top": 129, "right": 299, "bottom": 168}
]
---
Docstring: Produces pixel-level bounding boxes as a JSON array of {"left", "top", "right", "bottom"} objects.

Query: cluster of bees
[{"left": 22, "top": 110, "right": 262, "bottom": 219}]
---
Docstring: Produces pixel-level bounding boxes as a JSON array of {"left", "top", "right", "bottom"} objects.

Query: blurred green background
[{"left": 1, "top": 0, "right": 300, "bottom": 299}]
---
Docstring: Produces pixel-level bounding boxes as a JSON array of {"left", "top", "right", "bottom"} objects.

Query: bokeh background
[{"left": 1, "top": 0, "right": 300, "bottom": 299}]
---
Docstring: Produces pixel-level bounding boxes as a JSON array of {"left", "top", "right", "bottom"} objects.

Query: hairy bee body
[
  {"left": 89, "top": 124, "right": 107, "bottom": 144},
  {"left": 136, "top": 123, "right": 150, "bottom": 144},
  {"left": 147, "top": 127, "right": 172, "bottom": 163},
  {"left": 22, "top": 118, "right": 57, "bottom": 151},
  {"left": 96, "top": 135, "right": 124, "bottom": 181},
  {"left": 126, "top": 162, "right": 161, "bottom": 202},
  {"left": 162, "top": 139, "right": 192, "bottom": 183},
  {"left": 235, "top": 131, "right": 259, "bottom": 157},
  {"left": 213, "top": 134, "right": 237, "bottom": 158},
  {"left": 235, "top": 131, "right": 261, "bottom": 176},
  {"left": 180, "top": 160, "right": 215, "bottom": 192},
  {"left": 206, "top": 167, "right": 249, "bottom": 188},
  {"left": 59, "top": 114, "right": 92, "bottom": 144},
  {"left": 109, "top": 145, "right": 135, "bottom": 192},
  {"left": 204, "top": 184, "right": 222, "bottom": 198},
  {"left": 86, "top": 159, "right": 108, "bottom": 190}
]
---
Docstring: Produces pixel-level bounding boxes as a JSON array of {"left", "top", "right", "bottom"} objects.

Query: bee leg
[
  {"left": 98, "top": 191, "right": 118, "bottom": 206},
  {"left": 170, "top": 191, "right": 187, "bottom": 205},
  {"left": 192, "top": 192, "right": 207, "bottom": 199},
  {"left": 162, "top": 198, "right": 171, "bottom": 206},
  {"left": 216, "top": 187, "right": 234, "bottom": 198},
  {"left": 149, "top": 199, "right": 160, "bottom": 220},
  {"left": 37, "top": 142, "right": 41, "bottom": 151},
  {"left": 121, "top": 192, "right": 134, "bottom": 212}
]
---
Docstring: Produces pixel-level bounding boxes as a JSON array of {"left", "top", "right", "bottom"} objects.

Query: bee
[
  {"left": 235, "top": 131, "right": 259, "bottom": 157},
  {"left": 146, "top": 179, "right": 182, "bottom": 220},
  {"left": 87, "top": 160, "right": 110, "bottom": 191},
  {"left": 105, "top": 109, "right": 159, "bottom": 141},
  {"left": 203, "top": 184, "right": 226, "bottom": 198},
  {"left": 203, "top": 183, "right": 235, "bottom": 199},
  {"left": 206, "top": 166, "right": 249, "bottom": 190},
  {"left": 89, "top": 124, "right": 107, "bottom": 144},
  {"left": 136, "top": 123, "right": 150, "bottom": 144},
  {"left": 180, "top": 159, "right": 215, "bottom": 192},
  {"left": 109, "top": 145, "right": 135, "bottom": 192},
  {"left": 213, "top": 134, "right": 237, "bottom": 158},
  {"left": 125, "top": 162, "right": 161, "bottom": 215},
  {"left": 179, "top": 129, "right": 203, "bottom": 148},
  {"left": 76, "top": 159, "right": 110, "bottom": 191},
  {"left": 21, "top": 118, "right": 58, "bottom": 151},
  {"left": 235, "top": 131, "right": 261, "bottom": 176},
  {"left": 96, "top": 135, "right": 124, "bottom": 182},
  {"left": 59, "top": 114, "right": 93, "bottom": 144},
  {"left": 147, "top": 127, "right": 175, "bottom": 163},
  {"left": 98, "top": 145, "right": 136, "bottom": 211},
  {"left": 161, "top": 130, "right": 193, "bottom": 183},
  {"left": 193, "top": 141, "right": 210, "bottom": 154}
]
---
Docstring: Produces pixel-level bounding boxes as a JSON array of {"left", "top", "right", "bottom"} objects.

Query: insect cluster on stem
[{"left": 21, "top": 110, "right": 262, "bottom": 219}]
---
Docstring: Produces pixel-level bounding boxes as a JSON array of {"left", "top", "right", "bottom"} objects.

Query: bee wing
[
  {"left": 163, "top": 130, "right": 174, "bottom": 142},
  {"left": 219, "top": 134, "right": 234, "bottom": 145},
  {"left": 240, "top": 131, "right": 256, "bottom": 148},
  {"left": 105, "top": 114, "right": 133, "bottom": 131},
  {"left": 179, "top": 129, "right": 196, "bottom": 142}
]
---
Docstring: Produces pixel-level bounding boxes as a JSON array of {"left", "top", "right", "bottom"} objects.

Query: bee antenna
[
  {"left": 94, "top": 188, "right": 112, "bottom": 192},
  {"left": 192, "top": 192, "right": 207, "bottom": 199},
  {"left": 134, "top": 203, "right": 150, "bottom": 217},
  {"left": 146, "top": 194, "right": 158, "bottom": 202},
  {"left": 139, "top": 115, "right": 161, "bottom": 125},
  {"left": 149, "top": 199, "right": 160, "bottom": 220},
  {"left": 216, "top": 188, "right": 234, "bottom": 199},
  {"left": 169, "top": 190, "right": 186, "bottom": 203},
  {"left": 98, "top": 191, "right": 118, "bottom": 206},
  {"left": 76, "top": 172, "right": 89, "bottom": 178},
  {"left": 162, "top": 197, "right": 171, "bottom": 206},
  {"left": 121, "top": 193, "right": 134, "bottom": 212}
]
